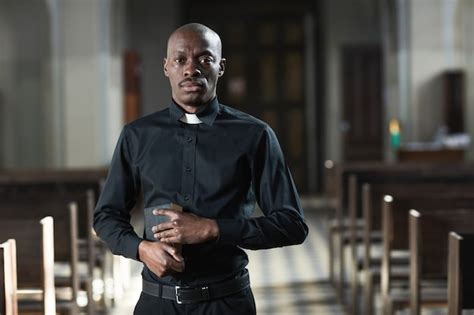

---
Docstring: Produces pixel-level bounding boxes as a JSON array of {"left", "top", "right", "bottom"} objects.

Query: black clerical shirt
[{"left": 93, "top": 97, "right": 308, "bottom": 286}]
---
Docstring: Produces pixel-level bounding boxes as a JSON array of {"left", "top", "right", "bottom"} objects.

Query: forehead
[{"left": 167, "top": 30, "right": 221, "bottom": 56}]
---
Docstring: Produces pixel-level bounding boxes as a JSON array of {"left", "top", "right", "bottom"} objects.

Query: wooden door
[
  {"left": 184, "top": 1, "right": 320, "bottom": 193},
  {"left": 342, "top": 46, "right": 383, "bottom": 161}
]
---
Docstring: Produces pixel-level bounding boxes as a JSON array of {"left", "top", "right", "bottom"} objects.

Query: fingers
[
  {"left": 141, "top": 242, "right": 185, "bottom": 277},
  {"left": 153, "top": 229, "right": 181, "bottom": 244},
  {"left": 153, "top": 228, "right": 171, "bottom": 238},
  {"left": 166, "top": 254, "right": 185, "bottom": 273},
  {"left": 152, "top": 220, "right": 176, "bottom": 233},
  {"left": 153, "top": 209, "right": 180, "bottom": 219},
  {"left": 154, "top": 231, "right": 179, "bottom": 243},
  {"left": 161, "top": 243, "right": 184, "bottom": 262},
  {"left": 172, "top": 260, "right": 185, "bottom": 272},
  {"left": 159, "top": 236, "right": 180, "bottom": 244},
  {"left": 163, "top": 248, "right": 185, "bottom": 273}
]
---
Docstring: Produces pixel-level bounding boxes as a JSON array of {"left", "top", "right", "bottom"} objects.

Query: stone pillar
[
  {"left": 46, "top": 0, "right": 126, "bottom": 167},
  {"left": 0, "top": 0, "right": 50, "bottom": 168}
]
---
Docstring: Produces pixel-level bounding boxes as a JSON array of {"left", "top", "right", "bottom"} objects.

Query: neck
[
  {"left": 178, "top": 104, "right": 200, "bottom": 114},
  {"left": 174, "top": 95, "right": 215, "bottom": 114}
]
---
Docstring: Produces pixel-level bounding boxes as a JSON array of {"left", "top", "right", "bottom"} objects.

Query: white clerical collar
[{"left": 180, "top": 113, "right": 203, "bottom": 124}]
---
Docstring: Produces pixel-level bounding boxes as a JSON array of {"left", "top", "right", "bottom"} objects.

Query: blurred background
[
  {"left": 1, "top": 0, "right": 474, "bottom": 314},
  {"left": 1, "top": 0, "right": 474, "bottom": 192}
]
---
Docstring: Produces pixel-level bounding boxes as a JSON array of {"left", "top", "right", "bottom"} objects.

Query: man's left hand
[{"left": 152, "top": 209, "right": 219, "bottom": 244}]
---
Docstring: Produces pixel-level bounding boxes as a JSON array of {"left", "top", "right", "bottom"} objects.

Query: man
[{"left": 93, "top": 23, "right": 308, "bottom": 315}]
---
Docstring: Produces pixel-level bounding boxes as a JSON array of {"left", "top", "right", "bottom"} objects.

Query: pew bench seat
[{"left": 388, "top": 286, "right": 447, "bottom": 314}]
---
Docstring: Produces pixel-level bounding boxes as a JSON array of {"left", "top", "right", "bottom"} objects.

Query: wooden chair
[
  {"left": 447, "top": 232, "right": 474, "bottom": 315},
  {"left": 0, "top": 217, "right": 56, "bottom": 315},
  {"left": 0, "top": 239, "right": 18, "bottom": 315}
]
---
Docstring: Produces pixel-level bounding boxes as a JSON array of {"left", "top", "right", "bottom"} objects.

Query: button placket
[{"left": 180, "top": 126, "right": 197, "bottom": 206}]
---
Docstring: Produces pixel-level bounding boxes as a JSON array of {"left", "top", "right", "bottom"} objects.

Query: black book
[{"left": 143, "top": 203, "right": 183, "bottom": 242}]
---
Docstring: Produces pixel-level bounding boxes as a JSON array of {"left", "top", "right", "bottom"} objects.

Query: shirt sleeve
[
  {"left": 215, "top": 125, "right": 309, "bottom": 249},
  {"left": 93, "top": 127, "right": 143, "bottom": 260}
]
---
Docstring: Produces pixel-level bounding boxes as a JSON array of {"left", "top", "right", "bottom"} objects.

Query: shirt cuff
[
  {"left": 214, "top": 219, "right": 242, "bottom": 245},
  {"left": 123, "top": 235, "right": 144, "bottom": 261}
]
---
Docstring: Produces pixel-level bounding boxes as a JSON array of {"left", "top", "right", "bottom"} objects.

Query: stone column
[
  {"left": 46, "top": 0, "right": 126, "bottom": 167},
  {"left": 0, "top": 0, "right": 50, "bottom": 168}
]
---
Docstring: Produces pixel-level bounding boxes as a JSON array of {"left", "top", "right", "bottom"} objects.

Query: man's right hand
[{"left": 138, "top": 241, "right": 185, "bottom": 277}]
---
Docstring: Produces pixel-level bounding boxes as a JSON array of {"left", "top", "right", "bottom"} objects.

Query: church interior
[{"left": 1, "top": 0, "right": 474, "bottom": 314}]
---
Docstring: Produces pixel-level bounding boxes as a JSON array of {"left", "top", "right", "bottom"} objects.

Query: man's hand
[
  {"left": 152, "top": 209, "right": 219, "bottom": 244},
  {"left": 138, "top": 241, "right": 185, "bottom": 277}
]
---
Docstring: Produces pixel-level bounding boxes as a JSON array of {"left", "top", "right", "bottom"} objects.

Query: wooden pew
[
  {"left": 323, "top": 160, "right": 338, "bottom": 283},
  {"left": 345, "top": 170, "right": 474, "bottom": 314},
  {"left": 448, "top": 232, "right": 474, "bottom": 315},
  {"left": 0, "top": 217, "right": 56, "bottom": 315},
  {"left": 358, "top": 182, "right": 474, "bottom": 315},
  {"left": 0, "top": 169, "right": 107, "bottom": 314},
  {"left": 1, "top": 244, "right": 5, "bottom": 315},
  {"left": 0, "top": 169, "right": 104, "bottom": 252},
  {"left": 381, "top": 197, "right": 474, "bottom": 314},
  {"left": 0, "top": 168, "right": 107, "bottom": 186},
  {"left": 0, "top": 192, "right": 83, "bottom": 315},
  {"left": 0, "top": 239, "right": 17, "bottom": 315},
  {"left": 0, "top": 168, "right": 147, "bottom": 313},
  {"left": 329, "top": 162, "right": 474, "bottom": 303},
  {"left": 408, "top": 209, "right": 474, "bottom": 315}
]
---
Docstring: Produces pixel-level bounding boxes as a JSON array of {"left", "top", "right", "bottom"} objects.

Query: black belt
[{"left": 142, "top": 271, "right": 250, "bottom": 304}]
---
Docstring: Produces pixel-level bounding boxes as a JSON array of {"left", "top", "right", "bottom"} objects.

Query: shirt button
[
  {"left": 185, "top": 136, "right": 192, "bottom": 143},
  {"left": 185, "top": 167, "right": 192, "bottom": 173},
  {"left": 183, "top": 195, "right": 190, "bottom": 201}
]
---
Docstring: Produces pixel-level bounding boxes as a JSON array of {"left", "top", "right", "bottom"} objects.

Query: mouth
[{"left": 179, "top": 79, "right": 205, "bottom": 92}]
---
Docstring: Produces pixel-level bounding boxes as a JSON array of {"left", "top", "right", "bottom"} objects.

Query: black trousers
[{"left": 133, "top": 287, "right": 257, "bottom": 315}]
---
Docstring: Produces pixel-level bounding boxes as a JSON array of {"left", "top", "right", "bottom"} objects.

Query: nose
[{"left": 184, "top": 60, "right": 201, "bottom": 77}]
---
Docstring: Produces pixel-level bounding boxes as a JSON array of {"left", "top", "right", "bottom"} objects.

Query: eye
[
  {"left": 199, "top": 56, "right": 214, "bottom": 65},
  {"left": 175, "top": 57, "right": 186, "bottom": 64}
]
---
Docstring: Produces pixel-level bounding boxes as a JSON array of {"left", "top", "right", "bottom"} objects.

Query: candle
[{"left": 389, "top": 119, "right": 401, "bottom": 149}]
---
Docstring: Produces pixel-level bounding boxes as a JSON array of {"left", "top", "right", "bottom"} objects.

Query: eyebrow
[
  {"left": 171, "top": 49, "right": 217, "bottom": 58},
  {"left": 198, "top": 49, "right": 215, "bottom": 56}
]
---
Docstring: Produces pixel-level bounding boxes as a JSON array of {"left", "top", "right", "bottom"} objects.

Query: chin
[{"left": 179, "top": 95, "right": 210, "bottom": 107}]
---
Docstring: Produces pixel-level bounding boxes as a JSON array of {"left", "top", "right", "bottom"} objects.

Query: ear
[
  {"left": 218, "top": 58, "right": 226, "bottom": 77},
  {"left": 163, "top": 58, "right": 169, "bottom": 77}
]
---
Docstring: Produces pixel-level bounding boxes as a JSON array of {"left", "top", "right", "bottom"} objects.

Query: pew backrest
[
  {"left": 409, "top": 209, "right": 474, "bottom": 315},
  {"left": 380, "top": 196, "right": 474, "bottom": 301},
  {"left": 347, "top": 170, "right": 474, "bottom": 261},
  {"left": 336, "top": 162, "right": 474, "bottom": 224},
  {"left": 359, "top": 180, "right": 474, "bottom": 271},
  {"left": 0, "top": 181, "right": 98, "bottom": 241},
  {"left": 0, "top": 239, "right": 17, "bottom": 315},
  {"left": 0, "top": 192, "right": 82, "bottom": 303},
  {"left": 0, "top": 218, "right": 55, "bottom": 315},
  {"left": 448, "top": 232, "right": 474, "bottom": 315},
  {"left": 0, "top": 192, "right": 82, "bottom": 263}
]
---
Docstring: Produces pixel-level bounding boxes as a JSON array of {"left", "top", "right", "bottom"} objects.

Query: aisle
[{"left": 246, "top": 202, "right": 344, "bottom": 314}]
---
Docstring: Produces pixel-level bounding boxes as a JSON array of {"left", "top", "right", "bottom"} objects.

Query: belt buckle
[
  {"left": 175, "top": 286, "right": 184, "bottom": 304},
  {"left": 175, "top": 285, "right": 209, "bottom": 304}
]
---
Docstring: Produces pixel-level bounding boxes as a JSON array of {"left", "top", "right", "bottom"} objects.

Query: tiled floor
[{"left": 109, "top": 197, "right": 345, "bottom": 314}]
